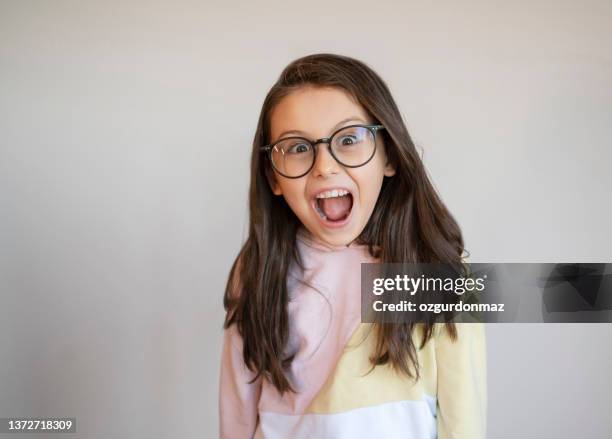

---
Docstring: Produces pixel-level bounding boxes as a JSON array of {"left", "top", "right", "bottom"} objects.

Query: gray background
[{"left": 1, "top": 0, "right": 611, "bottom": 438}]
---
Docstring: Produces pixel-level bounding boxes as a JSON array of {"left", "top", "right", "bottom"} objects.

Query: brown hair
[{"left": 223, "top": 53, "right": 462, "bottom": 393}]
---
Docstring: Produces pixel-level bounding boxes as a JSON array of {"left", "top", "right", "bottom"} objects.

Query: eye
[
  {"left": 338, "top": 135, "right": 358, "bottom": 146},
  {"left": 334, "top": 126, "right": 370, "bottom": 149},
  {"left": 286, "top": 141, "right": 312, "bottom": 155}
]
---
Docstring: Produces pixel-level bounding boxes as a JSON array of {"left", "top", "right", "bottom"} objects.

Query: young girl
[{"left": 219, "top": 54, "right": 486, "bottom": 439}]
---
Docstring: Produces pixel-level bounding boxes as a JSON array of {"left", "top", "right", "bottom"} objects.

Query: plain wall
[{"left": 1, "top": 0, "right": 611, "bottom": 438}]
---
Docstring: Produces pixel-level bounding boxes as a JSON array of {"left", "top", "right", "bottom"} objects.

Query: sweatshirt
[{"left": 219, "top": 227, "right": 487, "bottom": 438}]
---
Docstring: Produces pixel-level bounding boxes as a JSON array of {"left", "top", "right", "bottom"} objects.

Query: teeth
[
  {"left": 315, "top": 189, "right": 349, "bottom": 199},
  {"left": 314, "top": 203, "right": 327, "bottom": 220}
]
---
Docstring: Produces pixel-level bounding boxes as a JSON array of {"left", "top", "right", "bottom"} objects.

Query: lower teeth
[
  {"left": 315, "top": 203, "right": 351, "bottom": 222},
  {"left": 315, "top": 196, "right": 354, "bottom": 222},
  {"left": 315, "top": 204, "right": 327, "bottom": 220}
]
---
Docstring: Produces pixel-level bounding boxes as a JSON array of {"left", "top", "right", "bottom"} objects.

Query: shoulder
[{"left": 433, "top": 322, "right": 486, "bottom": 352}]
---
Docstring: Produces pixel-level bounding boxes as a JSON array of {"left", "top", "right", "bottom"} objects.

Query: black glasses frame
[{"left": 260, "top": 124, "right": 385, "bottom": 179}]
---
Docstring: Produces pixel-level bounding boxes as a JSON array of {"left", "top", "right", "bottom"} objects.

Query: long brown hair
[{"left": 223, "top": 53, "right": 463, "bottom": 394}]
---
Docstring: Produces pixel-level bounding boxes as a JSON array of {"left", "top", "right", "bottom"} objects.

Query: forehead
[{"left": 269, "top": 86, "right": 370, "bottom": 140}]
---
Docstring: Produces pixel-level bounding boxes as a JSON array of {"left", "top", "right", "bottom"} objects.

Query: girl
[{"left": 219, "top": 54, "right": 486, "bottom": 439}]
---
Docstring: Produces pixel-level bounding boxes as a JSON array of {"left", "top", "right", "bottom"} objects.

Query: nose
[{"left": 311, "top": 142, "right": 340, "bottom": 178}]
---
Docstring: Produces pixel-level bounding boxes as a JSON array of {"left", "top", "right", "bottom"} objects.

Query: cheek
[
  {"left": 355, "top": 152, "right": 388, "bottom": 207},
  {"left": 351, "top": 166, "right": 386, "bottom": 207},
  {"left": 278, "top": 180, "right": 308, "bottom": 207}
]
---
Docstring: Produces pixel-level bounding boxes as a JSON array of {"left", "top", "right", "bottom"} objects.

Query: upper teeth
[{"left": 315, "top": 189, "right": 349, "bottom": 199}]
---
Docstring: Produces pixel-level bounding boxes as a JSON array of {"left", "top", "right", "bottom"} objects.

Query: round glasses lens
[
  {"left": 271, "top": 137, "right": 314, "bottom": 177},
  {"left": 331, "top": 126, "right": 376, "bottom": 167}
]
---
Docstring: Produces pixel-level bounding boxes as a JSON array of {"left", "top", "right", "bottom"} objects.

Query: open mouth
[{"left": 313, "top": 189, "right": 354, "bottom": 224}]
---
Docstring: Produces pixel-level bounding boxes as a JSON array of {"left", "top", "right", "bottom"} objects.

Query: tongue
[{"left": 319, "top": 195, "right": 352, "bottom": 221}]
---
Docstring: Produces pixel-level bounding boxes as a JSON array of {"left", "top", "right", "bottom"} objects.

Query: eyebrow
[{"left": 274, "top": 116, "right": 368, "bottom": 142}]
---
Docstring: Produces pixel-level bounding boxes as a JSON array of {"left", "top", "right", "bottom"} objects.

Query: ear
[
  {"left": 380, "top": 138, "right": 396, "bottom": 177},
  {"left": 265, "top": 166, "right": 283, "bottom": 195},
  {"left": 384, "top": 160, "right": 396, "bottom": 177}
]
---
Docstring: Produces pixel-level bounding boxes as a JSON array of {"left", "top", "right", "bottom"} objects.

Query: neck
[{"left": 296, "top": 226, "right": 361, "bottom": 252}]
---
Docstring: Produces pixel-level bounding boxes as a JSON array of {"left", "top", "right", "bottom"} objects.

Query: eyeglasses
[{"left": 260, "top": 124, "right": 385, "bottom": 178}]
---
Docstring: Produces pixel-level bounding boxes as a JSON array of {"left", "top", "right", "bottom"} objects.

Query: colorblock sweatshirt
[{"left": 219, "top": 228, "right": 487, "bottom": 439}]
